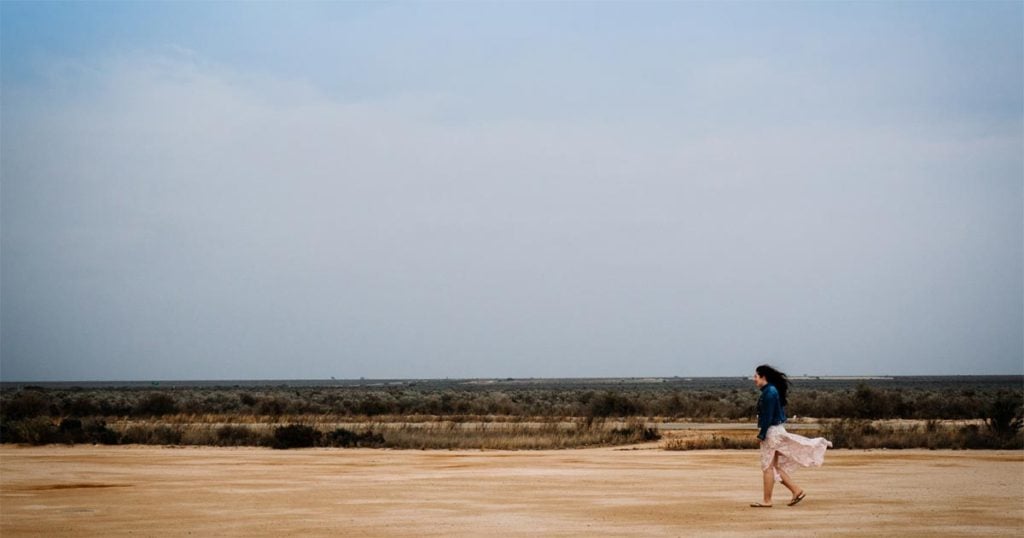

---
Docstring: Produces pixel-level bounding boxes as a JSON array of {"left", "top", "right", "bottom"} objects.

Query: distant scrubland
[{"left": 1, "top": 377, "right": 1020, "bottom": 449}]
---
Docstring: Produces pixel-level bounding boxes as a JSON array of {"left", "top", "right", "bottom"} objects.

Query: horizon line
[{"left": 2, "top": 373, "right": 1022, "bottom": 385}]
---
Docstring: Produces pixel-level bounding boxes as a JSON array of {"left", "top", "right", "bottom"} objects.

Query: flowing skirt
[{"left": 760, "top": 425, "right": 832, "bottom": 482}]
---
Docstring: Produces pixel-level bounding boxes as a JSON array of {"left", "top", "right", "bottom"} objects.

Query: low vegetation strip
[
  {"left": 3, "top": 378, "right": 1020, "bottom": 420},
  {"left": 0, "top": 417, "right": 662, "bottom": 450},
  {"left": 1, "top": 380, "right": 1019, "bottom": 449},
  {"left": 662, "top": 419, "right": 1022, "bottom": 450}
]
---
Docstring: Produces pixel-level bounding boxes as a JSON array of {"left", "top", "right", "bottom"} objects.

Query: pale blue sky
[{"left": 2, "top": 1, "right": 1021, "bottom": 381}]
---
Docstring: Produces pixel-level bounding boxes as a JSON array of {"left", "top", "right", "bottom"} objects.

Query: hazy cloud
[{"left": 2, "top": 3, "right": 1021, "bottom": 380}]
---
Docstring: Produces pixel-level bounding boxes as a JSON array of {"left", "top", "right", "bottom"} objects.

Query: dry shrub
[
  {"left": 611, "top": 419, "right": 662, "bottom": 442},
  {"left": 663, "top": 433, "right": 759, "bottom": 450},
  {"left": 121, "top": 424, "right": 183, "bottom": 445}
]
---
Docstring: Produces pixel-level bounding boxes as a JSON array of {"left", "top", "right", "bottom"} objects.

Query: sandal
[
  {"left": 749, "top": 502, "right": 773, "bottom": 508},
  {"left": 787, "top": 492, "right": 806, "bottom": 506}
]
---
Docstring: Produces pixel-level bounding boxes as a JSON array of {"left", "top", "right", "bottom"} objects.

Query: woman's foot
[
  {"left": 749, "top": 502, "right": 772, "bottom": 508},
  {"left": 787, "top": 491, "right": 806, "bottom": 506}
]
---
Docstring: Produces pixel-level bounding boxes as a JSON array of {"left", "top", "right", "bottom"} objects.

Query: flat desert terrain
[{"left": 1, "top": 445, "right": 1021, "bottom": 536}]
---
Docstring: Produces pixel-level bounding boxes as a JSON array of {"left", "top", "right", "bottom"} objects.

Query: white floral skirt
[{"left": 760, "top": 425, "right": 832, "bottom": 482}]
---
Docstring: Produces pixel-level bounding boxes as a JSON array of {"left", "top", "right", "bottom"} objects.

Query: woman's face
[{"left": 753, "top": 372, "right": 767, "bottom": 388}]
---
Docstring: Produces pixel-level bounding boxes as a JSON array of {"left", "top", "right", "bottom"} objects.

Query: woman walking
[{"left": 750, "top": 364, "right": 832, "bottom": 508}]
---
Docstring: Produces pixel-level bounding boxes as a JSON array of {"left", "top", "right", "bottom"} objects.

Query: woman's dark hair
[{"left": 756, "top": 364, "right": 790, "bottom": 407}]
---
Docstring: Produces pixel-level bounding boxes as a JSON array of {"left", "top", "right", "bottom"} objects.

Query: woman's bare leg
[
  {"left": 761, "top": 466, "right": 775, "bottom": 504},
  {"left": 776, "top": 469, "right": 802, "bottom": 499},
  {"left": 774, "top": 453, "right": 804, "bottom": 500}
]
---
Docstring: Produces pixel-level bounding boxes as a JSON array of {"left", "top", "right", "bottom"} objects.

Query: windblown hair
[{"left": 756, "top": 364, "right": 791, "bottom": 407}]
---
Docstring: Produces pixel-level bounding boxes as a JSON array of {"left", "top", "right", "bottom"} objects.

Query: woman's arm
[{"left": 757, "top": 388, "right": 778, "bottom": 440}]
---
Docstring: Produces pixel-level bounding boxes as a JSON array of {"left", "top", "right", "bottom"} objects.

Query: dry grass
[
  {"left": 8, "top": 413, "right": 1021, "bottom": 451},
  {"left": 660, "top": 420, "right": 1024, "bottom": 451},
  {"left": 99, "top": 418, "right": 660, "bottom": 450},
  {"left": 661, "top": 431, "right": 761, "bottom": 450},
  {"left": 822, "top": 419, "right": 1024, "bottom": 450},
  {"left": 372, "top": 419, "right": 658, "bottom": 449}
]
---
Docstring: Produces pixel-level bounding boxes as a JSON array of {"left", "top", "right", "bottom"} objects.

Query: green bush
[
  {"left": 216, "top": 425, "right": 268, "bottom": 447},
  {"left": 66, "top": 396, "right": 101, "bottom": 417},
  {"left": 58, "top": 418, "right": 85, "bottom": 444},
  {"left": 239, "top": 393, "right": 257, "bottom": 407},
  {"left": 257, "top": 398, "right": 288, "bottom": 416},
  {"left": 2, "top": 391, "right": 52, "bottom": 420},
  {"left": 984, "top": 392, "right": 1023, "bottom": 437},
  {"left": 0, "top": 417, "right": 119, "bottom": 445},
  {"left": 959, "top": 424, "right": 1024, "bottom": 450},
  {"left": 83, "top": 419, "right": 120, "bottom": 445},
  {"left": 272, "top": 424, "right": 320, "bottom": 449},
  {"left": 132, "top": 393, "right": 178, "bottom": 417},
  {"left": 2, "top": 417, "right": 60, "bottom": 444},
  {"left": 588, "top": 391, "right": 643, "bottom": 417},
  {"left": 324, "top": 428, "right": 385, "bottom": 448}
]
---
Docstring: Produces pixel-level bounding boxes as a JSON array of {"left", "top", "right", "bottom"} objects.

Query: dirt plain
[{"left": 1, "top": 444, "right": 1021, "bottom": 537}]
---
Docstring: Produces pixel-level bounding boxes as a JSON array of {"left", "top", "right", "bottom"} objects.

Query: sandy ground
[{"left": 1, "top": 445, "right": 1021, "bottom": 537}]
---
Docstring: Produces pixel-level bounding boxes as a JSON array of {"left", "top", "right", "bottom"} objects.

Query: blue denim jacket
[{"left": 757, "top": 384, "right": 787, "bottom": 441}]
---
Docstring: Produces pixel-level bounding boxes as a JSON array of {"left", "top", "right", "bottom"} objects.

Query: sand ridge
[{"left": 1, "top": 445, "right": 1021, "bottom": 536}]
